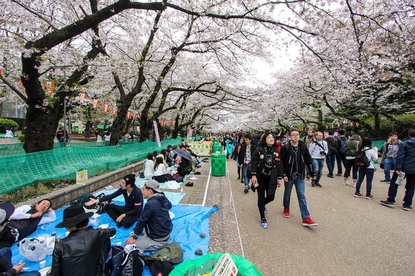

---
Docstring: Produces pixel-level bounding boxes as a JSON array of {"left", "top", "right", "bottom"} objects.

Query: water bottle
[{"left": 395, "top": 172, "right": 405, "bottom": 186}]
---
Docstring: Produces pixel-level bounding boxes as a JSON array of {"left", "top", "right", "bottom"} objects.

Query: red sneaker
[
  {"left": 365, "top": 195, "right": 374, "bottom": 200},
  {"left": 354, "top": 193, "right": 363, "bottom": 198},
  {"left": 302, "top": 217, "right": 318, "bottom": 227},
  {"left": 283, "top": 208, "right": 290, "bottom": 218}
]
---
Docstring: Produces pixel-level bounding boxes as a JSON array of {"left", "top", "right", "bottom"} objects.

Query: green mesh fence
[
  {"left": 0, "top": 138, "right": 183, "bottom": 195},
  {"left": 0, "top": 142, "right": 26, "bottom": 156}
]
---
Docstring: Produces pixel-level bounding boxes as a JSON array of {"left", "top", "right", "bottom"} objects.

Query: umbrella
[{"left": 174, "top": 149, "right": 192, "bottom": 161}]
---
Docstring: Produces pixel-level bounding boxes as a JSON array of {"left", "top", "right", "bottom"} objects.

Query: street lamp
[{"left": 151, "top": 107, "right": 161, "bottom": 147}]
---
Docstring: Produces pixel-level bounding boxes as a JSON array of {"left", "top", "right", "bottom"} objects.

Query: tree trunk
[
  {"left": 23, "top": 103, "right": 62, "bottom": 153},
  {"left": 84, "top": 106, "right": 92, "bottom": 138},
  {"left": 109, "top": 106, "right": 127, "bottom": 145},
  {"left": 139, "top": 113, "right": 152, "bottom": 142},
  {"left": 22, "top": 53, "right": 65, "bottom": 153},
  {"left": 317, "top": 109, "right": 324, "bottom": 130},
  {"left": 373, "top": 113, "right": 381, "bottom": 139},
  {"left": 171, "top": 116, "right": 181, "bottom": 139}
]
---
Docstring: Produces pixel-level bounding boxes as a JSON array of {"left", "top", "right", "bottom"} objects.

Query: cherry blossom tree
[
  {"left": 0, "top": 0, "right": 335, "bottom": 151},
  {"left": 261, "top": 0, "right": 415, "bottom": 136}
]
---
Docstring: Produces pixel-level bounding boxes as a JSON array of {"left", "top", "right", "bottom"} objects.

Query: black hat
[
  {"left": 56, "top": 205, "right": 93, "bottom": 228},
  {"left": 0, "top": 202, "right": 15, "bottom": 224},
  {"left": 123, "top": 174, "right": 136, "bottom": 186}
]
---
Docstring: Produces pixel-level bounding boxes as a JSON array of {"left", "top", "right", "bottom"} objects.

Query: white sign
[{"left": 211, "top": 253, "right": 238, "bottom": 276}]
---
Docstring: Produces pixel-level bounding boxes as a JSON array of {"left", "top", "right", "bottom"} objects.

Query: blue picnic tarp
[{"left": 10, "top": 191, "right": 217, "bottom": 276}]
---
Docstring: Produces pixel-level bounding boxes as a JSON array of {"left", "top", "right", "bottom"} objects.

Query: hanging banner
[
  {"left": 92, "top": 99, "right": 99, "bottom": 109},
  {"left": 79, "top": 93, "right": 87, "bottom": 99},
  {"left": 187, "top": 126, "right": 193, "bottom": 140},
  {"left": 45, "top": 81, "right": 55, "bottom": 97},
  {"left": 153, "top": 120, "right": 161, "bottom": 147},
  {"left": 19, "top": 76, "right": 24, "bottom": 87}
]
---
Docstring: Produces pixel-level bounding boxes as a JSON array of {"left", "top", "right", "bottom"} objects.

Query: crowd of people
[
  {"left": 0, "top": 177, "right": 173, "bottom": 275},
  {"left": 2, "top": 129, "right": 413, "bottom": 273},
  {"left": 223, "top": 128, "right": 415, "bottom": 229},
  {"left": 0, "top": 140, "right": 206, "bottom": 274}
]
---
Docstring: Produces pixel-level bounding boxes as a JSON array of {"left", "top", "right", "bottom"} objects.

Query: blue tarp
[{"left": 10, "top": 191, "right": 217, "bottom": 275}]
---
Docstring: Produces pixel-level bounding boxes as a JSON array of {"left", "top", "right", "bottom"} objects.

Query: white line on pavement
[{"left": 226, "top": 168, "right": 245, "bottom": 258}]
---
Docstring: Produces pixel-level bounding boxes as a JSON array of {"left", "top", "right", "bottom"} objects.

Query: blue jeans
[
  {"left": 283, "top": 177, "right": 310, "bottom": 218},
  {"left": 355, "top": 168, "right": 375, "bottom": 196},
  {"left": 326, "top": 154, "right": 336, "bottom": 175},
  {"left": 383, "top": 158, "right": 396, "bottom": 181},
  {"left": 312, "top": 159, "right": 325, "bottom": 184},
  {"left": 242, "top": 163, "right": 249, "bottom": 188}
]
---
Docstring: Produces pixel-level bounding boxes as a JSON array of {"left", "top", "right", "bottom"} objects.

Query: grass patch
[{"left": 0, "top": 179, "right": 75, "bottom": 204}]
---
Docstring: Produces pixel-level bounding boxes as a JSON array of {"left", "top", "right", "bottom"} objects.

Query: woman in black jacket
[{"left": 250, "top": 132, "right": 283, "bottom": 229}]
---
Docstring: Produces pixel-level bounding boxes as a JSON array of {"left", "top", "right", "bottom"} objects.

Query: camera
[{"left": 320, "top": 151, "right": 326, "bottom": 155}]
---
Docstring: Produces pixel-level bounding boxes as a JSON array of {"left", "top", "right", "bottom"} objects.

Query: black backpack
[
  {"left": 339, "top": 138, "right": 347, "bottom": 154},
  {"left": 108, "top": 246, "right": 145, "bottom": 276},
  {"left": 355, "top": 149, "right": 371, "bottom": 168},
  {"left": 121, "top": 249, "right": 145, "bottom": 276},
  {"left": 325, "top": 137, "right": 338, "bottom": 155}
]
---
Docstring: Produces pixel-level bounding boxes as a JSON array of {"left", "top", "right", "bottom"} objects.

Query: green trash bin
[
  {"left": 211, "top": 152, "right": 226, "bottom": 176},
  {"left": 212, "top": 143, "right": 222, "bottom": 154}
]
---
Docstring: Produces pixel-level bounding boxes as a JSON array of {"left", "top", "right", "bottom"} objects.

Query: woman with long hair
[
  {"left": 235, "top": 137, "right": 245, "bottom": 181},
  {"left": 354, "top": 138, "right": 378, "bottom": 199},
  {"left": 250, "top": 132, "right": 283, "bottom": 229}
]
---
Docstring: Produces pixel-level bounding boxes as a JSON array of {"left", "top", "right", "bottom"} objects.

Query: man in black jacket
[
  {"left": 85, "top": 174, "right": 143, "bottom": 228},
  {"left": 238, "top": 135, "right": 256, "bottom": 194},
  {"left": 48, "top": 205, "right": 116, "bottom": 276},
  {"left": 280, "top": 129, "right": 318, "bottom": 227}
]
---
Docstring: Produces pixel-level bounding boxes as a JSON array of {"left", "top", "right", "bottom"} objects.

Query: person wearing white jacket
[
  {"left": 308, "top": 132, "right": 328, "bottom": 187},
  {"left": 0, "top": 199, "right": 56, "bottom": 249},
  {"left": 354, "top": 138, "right": 378, "bottom": 199}
]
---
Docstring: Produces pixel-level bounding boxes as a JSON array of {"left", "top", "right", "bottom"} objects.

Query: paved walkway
[{"left": 184, "top": 159, "right": 415, "bottom": 275}]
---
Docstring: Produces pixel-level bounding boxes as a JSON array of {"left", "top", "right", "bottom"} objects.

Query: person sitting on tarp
[
  {"left": 0, "top": 246, "right": 40, "bottom": 276},
  {"left": 184, "top": 144, "right": 202, "bottom": 168},
  {"left": 141, "top": 153, "right": 155, "bottom": 179},
  {"left": 48, "top": 205, "right": 116, "bottom": 276},
  {"left": 173, "top": 145, "right": 194, "bottom": 177},
  {"left": 152, "top": 156, "right": 175, "bottom": 183},
  {"left": 85, "top": 174, "right": 143, "bottom": 228},
  {"left": 0, "top": 199, "right": 56, "bottom": 249},
  {"left": 125, "top": 180, "right": 173, "bottom": 252}
]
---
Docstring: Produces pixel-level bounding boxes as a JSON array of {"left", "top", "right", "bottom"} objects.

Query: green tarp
[{"left": 170, "top": 252, "right": 263, "bottom": 276}]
